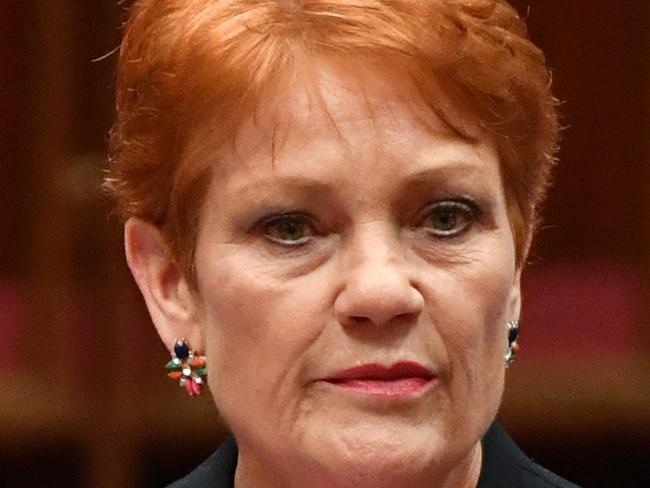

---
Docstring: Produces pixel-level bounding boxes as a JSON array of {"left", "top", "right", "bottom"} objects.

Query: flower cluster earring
[
  {"left": 165, "top": 338, "right": 208, "bottom": 397},
  {"left": 505, "top": 320, "right": 520, "bottom": 366}
]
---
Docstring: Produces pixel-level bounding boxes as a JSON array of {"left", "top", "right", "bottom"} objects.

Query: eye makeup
[
  {"left": 419, "top": 198, "right": 482, "bottom": 238},
  {"left": 259, "top": 212, "right": 316, "bottom": 246}
]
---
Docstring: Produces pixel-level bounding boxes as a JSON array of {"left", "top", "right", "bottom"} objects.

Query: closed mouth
[{"left": 322, "top": 361, "right": 435, "bottom": 396}]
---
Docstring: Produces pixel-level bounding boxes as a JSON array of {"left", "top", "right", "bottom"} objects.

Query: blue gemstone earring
[
  {"left": 165, "top": 338, "right": 208, "bottom": 397},
  {"left": 505, "top": 321, "right": 520, "bottom": 366}
]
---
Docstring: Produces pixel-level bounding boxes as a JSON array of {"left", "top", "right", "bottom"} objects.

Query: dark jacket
[{"left": 168, "top": 423, "right": 579, "bottom": 487}]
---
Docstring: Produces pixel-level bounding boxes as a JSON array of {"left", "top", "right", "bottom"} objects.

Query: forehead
[
  {"left": 224, "top": 55, "right": 479, "bottom": 155},
  {"left": 188, "top": 53, "right": 496, "bottom": 191}
]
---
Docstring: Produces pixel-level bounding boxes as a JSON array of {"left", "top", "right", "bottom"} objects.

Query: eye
[
  {"left": 421, "top": 200, "right": 478, "bottom": 237},
  {"left": 261, "top": 213, "right": 314, "bottom": 246}
]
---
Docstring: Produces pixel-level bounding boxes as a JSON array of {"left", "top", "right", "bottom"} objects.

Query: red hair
[{"left": 106, "top": 0, "right": 559, "bottom": 277}]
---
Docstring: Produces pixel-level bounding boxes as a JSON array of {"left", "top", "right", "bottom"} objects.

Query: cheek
[
  {"left": 194, "top": 248, "right": 329, "bottom": 422},
  {"left": 424, "top": 244, "right": 515, "bottom": 396}
]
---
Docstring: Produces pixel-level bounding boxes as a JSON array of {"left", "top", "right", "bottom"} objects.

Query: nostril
[
  {"left": 349, "top": 316, "right": 373, "bottom": 326},
  {"left": 344, "top": 309, "right": 420, "bottom": 328}
]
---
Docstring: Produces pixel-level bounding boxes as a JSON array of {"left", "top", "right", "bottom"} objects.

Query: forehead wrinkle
[{"left": 234, "top": 106, "right": 489, "bottom": 187}]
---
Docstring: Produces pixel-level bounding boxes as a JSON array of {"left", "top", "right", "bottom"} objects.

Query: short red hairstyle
[{"left": 106, "top": 0, "right": 559, "bottom": 277}]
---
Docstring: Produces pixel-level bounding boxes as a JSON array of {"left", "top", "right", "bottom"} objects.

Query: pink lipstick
[{"left": 323, "top": 361, "right": 435, "bottom": 397}]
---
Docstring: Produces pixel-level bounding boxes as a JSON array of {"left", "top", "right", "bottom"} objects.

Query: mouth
[{"left": 321, "top": 361, "right": 436, "bottom": 397}]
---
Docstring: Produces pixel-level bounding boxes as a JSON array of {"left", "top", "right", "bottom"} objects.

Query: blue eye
[
  {"left": 422, "top": 200, "right": 477, "bottom": 237},
  {"left": 262, "top": 213, "right": 313, "bottom": 245}
]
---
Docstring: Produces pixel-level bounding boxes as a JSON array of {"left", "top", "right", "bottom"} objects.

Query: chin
[{"left": 298, "top": 419, "right": 460, "bottom": 486}]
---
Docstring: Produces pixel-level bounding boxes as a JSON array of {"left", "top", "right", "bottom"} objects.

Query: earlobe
[{"left": 124, "top": 218, "right": 204, "bottom": 352}]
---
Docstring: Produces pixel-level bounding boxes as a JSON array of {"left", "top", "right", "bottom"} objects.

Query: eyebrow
[
  {"left": 226, "top": 132, "right": 493, "bottom": 198},
  {"left": 402, "top": 162, "right": 487, "bottom": 183},
  {"left": 230, "top": 176, "right": 335, "bottom": 202},
  {"left": 230, "top": 161, "right": 489, "bottom": 201},
  {"left": 394, "top": 163, "right": 495, "bottom": 205}
]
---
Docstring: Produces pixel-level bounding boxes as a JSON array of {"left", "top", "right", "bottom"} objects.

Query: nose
[{"left": 334, "top": 227, "right": 424, "bottom": 328}]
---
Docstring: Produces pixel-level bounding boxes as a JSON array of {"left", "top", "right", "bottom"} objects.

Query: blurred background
[{"left": 0, "top": 1, "right": 648, "bottom": 487}]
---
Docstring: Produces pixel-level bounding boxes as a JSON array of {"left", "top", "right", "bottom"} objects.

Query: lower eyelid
[
  {"left": 264, "top": 234, "right": 312, "bottom": 246},
  {"left": 260, "top": 218, "right": 324, "bottom": 251}
]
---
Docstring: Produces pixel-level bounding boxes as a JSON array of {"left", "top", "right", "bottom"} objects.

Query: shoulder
[
  {"left": 166, "top": 436, "right": 238, "bottom": 488},
  {"left": 478, "top": 423, "right": 581, "bottom": 488}
]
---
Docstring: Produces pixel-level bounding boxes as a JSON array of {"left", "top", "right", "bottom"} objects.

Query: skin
[{"left": 126, "top": 55, "right": 522, "bottom": 488}]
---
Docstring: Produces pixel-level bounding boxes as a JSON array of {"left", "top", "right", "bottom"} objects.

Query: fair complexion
[{"left": 126, "top": 56, "right": 522, "bottom": 488}]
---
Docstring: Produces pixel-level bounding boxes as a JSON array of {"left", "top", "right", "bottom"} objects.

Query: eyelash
[
  {"left": 418, "top": 198, "right": 482, "bottom": 238},
  {"left": 256, "top": 198, "right": 482, "bottom": 247},
  {"left": 259, "top": 212, "right": 315, "bottom": 247}
]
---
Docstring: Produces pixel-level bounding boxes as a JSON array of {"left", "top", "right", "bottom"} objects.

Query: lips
[{"left": 322, "top": 361, "right": 435, "bottom": 397}]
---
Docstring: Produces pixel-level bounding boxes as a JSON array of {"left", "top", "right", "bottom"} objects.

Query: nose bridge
[
  {"left": 335, "top": 221, "right": 423, "bottom": 327},
  {"left": 351, "top": 221, "right": 404, "bottom": 274}
]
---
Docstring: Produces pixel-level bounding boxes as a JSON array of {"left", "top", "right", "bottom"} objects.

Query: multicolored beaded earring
[
  {"left": 165, "top": 338, "right": 208, "bottom": 397},
  {"left": 505, "top": 321, "right": 520, "bottom": 366}
]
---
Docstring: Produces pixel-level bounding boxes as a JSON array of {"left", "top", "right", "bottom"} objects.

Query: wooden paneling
[{"left": 1, "top": 1, "right": 647, "bottom": 486}]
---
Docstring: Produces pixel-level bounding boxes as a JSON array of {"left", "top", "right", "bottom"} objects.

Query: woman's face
[{"left": 190, "top": 57, "right": 520, "bottom": 487}]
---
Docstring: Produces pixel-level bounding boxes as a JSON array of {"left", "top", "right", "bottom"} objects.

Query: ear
[
  {"left": 509, "top": 221, "right": 533, "bottom": 321},
  {"left": 124, "top": 218, "right": 204, "bottom": 353},
  {"left": 508, "top": 268, "right": 523, "bottom": 322}
]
